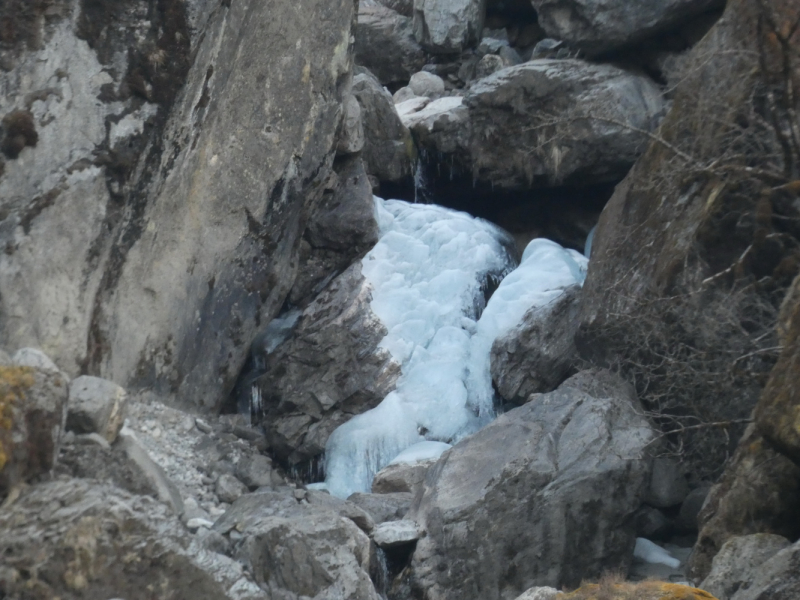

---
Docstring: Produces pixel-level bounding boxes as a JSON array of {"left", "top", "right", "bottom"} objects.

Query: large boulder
[
  {"left": 727, "top": 539, "right": 800, "bottom": 600},
  {"left": 213, "top": 489, "right": 381, "bottom": 599},
  {"left": 490, "top": 285, "right": 581, "bottom": 404},
  {"left": 0, "top": 478, "right": 267, "bottom": 599},
  {"left": 402, "top": 60, "right": 665, "bottom": 189},
  {"left": 356, "top": 4, "right": 427, "bottom": 86},
  {"left": 405, "top": 370, "right": 657, "bottom": 599},
  {"left": 352, "top": 70, "right": 415, "bottom": 184},
  {"left": 0, "top": 362, "right": 68, "bottom": 498},
  {"left": 256, "top": 263, "right": 401, "bottom": 466},
  {"left": 531, "top": 0, "right": 724, "bottom": 56},
  {"left": 412, "top": 0, "right": 487, "bottom": 53},
  {"left": 0, "top": 0, "right": 359, "bottom": 413},
  {"left": 701, "top": 534, "right": 791, "bottom": 600},
  {"left": 463, "top": 60, "right": 665, "bottom": 187}
]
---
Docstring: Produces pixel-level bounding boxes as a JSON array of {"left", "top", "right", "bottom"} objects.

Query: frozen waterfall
[{"left": 324, "top": 197, "right": 588, "bottom": 498}]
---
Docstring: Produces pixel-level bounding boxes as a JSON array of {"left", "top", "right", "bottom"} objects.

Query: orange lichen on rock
[
  {"left": 560, "top": 578, "right": 719, "bottom": 600},
  {"left": 0, "top": 365, "right": 35, "bottom": 472}
]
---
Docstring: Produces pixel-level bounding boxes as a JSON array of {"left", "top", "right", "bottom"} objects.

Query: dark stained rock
[
  {"left": 531, "top": 0, "right": 724, "bottom": 57},
  {"left": 257, "top": 263, "right": 401, "bottom": 467},
  {"left": 355, "top": 4, "right": 427, "bottom": 86},
  {"left": 405, "top": 370, "right": 656, "bottom": 599},
  {"left": 290, "top": 156, "right": 379, "bottom": 306}
]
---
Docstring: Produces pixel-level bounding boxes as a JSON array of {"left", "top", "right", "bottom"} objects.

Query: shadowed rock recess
[{"left": 2, "top": 0, "right": 800, "bottom": 598}]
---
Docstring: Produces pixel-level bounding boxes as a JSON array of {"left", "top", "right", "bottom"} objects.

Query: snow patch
[
  {"left": 634, "top": 538, "right": 681, "bottom": 568},
  {"left": 389, "top": 441, "right": 452, "bottom": 465}
]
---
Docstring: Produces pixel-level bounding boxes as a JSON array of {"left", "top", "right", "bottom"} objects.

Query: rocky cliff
[{"left": 1, "top": 0, "right": 799, "bottom": 599}]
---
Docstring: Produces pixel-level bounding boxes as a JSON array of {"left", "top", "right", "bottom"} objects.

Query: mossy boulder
[
  {"left": 0, "top": 364, "right": 68, "bottom": 497},
  {"left": 560, "top": 581, "right": 718, "bottom": 600}
]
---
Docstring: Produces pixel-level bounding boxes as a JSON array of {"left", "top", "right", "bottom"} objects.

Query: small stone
[
  {"left": 293, "top": 489, "right": 307, "bottom": 501},
  {"left": 371, "top": 520, "right": 422, "bottom": 548},
  {"left": 195, "top": 418, "right": 213, "bottom": 434},
  {"left": 408, "top": 71, "right": 445, "bottom": 97},
  {"left": 186, "top": 517, "right": 215, "bottom": 530},
  {"left": 67, "top": 375, "right": 128, "bottom": 443},
  {"left": 12, "top": 347, "right": 61, "bottom": 373},
  {"left": 215, "top": 474, "right": 247, "bottom": 504},
  {"left": 393, "top": 86, "right": 418, "bottom": 104},
  {"left": 235, "top": 454, "right": 273, "bottom": 489}
]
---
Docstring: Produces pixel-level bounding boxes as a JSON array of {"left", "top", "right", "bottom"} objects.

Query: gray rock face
[
  {"left": 257, "top": 263, "right": 401, "bottom": 466},
  {"left": 117, "top": 426, "right": 185, "bottom": 516},
  {"left": 490, "top": 285, "right": 581, "bottom": 404},
  {"left": 413, "top": 0, "right": 487, "bottom": 53},
  {"left": 372, "top": 519, "right": 422, "bottom": 548},
  {"left": 646, "top": 457, "right": 690, "bottom": 509},
  {"left": 0, "top": 0, "right": 358, "bottom": 414},
  {"left": 347, "top": 491, "right": 414, "bottom": 523},
  {"left": 464, "top": 59, "right": 665, "bottom": 187},
  {"left": 66, "top": 375, "right": 127, "bottom": 443},
  {"left": 353, "top": 70, "right": 415, "bottom": 184},
  {"left": 0, "top": 478, "right": 267, "bottom": 599},
  {"left": 702, "top": 534, "right": 791, "bottom": 600},
  {"left": 290, "top": 156, "right": 379, "bottom": 306},
  {"left": 729, "top": 539, "right": 800, "bottom": 600},
  {"left": 356, "top": 4, "right": 427, "bottom": 85},
  {"left": 372, "top": 458, "right": 438, "bottom": 494},
  {"left": 235, "top": 454, "right": 275, "bottom": 490},
  {"left": 406, "top": 370, "right": 657, "bottom": 598},
  {"left": 216, "top": 473, "right": 248, "bottom": 504},
  {"left": 531, "top": 0, "right": 723, "bottom": 56},
  {"left": 409, "top": 71, "right": 446, "bottom": 97},
  {"left": 214, "top": 489, "right": 381, "bottom": 600},
  {"left": 0, "top": 362, "right": 68, "bottom": 497}
]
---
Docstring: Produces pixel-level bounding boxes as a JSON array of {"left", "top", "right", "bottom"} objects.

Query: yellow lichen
[
  {"left": 0, "top": 366, "right": 35, "bottom": 472},
  {"left": 560, "top": 577, "right": 718, "bottom": 600}
]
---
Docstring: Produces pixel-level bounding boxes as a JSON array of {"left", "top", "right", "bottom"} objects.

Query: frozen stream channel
[{"left": 320, "top": 198, "right": 589, "bottom": 497}]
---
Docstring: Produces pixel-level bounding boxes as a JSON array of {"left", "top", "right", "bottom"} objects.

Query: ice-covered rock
[
  {"left": 323, "top": 200, "right": 588, "bottom": 498},
  {"left": 388, "top": 441, "right": 451, "bottom": 464},
  {"left": 634, "top": 538, "right": 681, "bottom": 568}
]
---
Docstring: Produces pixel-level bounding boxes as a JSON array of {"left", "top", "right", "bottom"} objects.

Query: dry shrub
[{"left": 562, "top": 572, "right": 718, "bottom": 600}]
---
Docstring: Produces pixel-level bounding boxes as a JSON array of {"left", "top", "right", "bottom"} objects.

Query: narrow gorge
[{"left": 1, "top": 0, "right": 799, "bottom": 599}]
